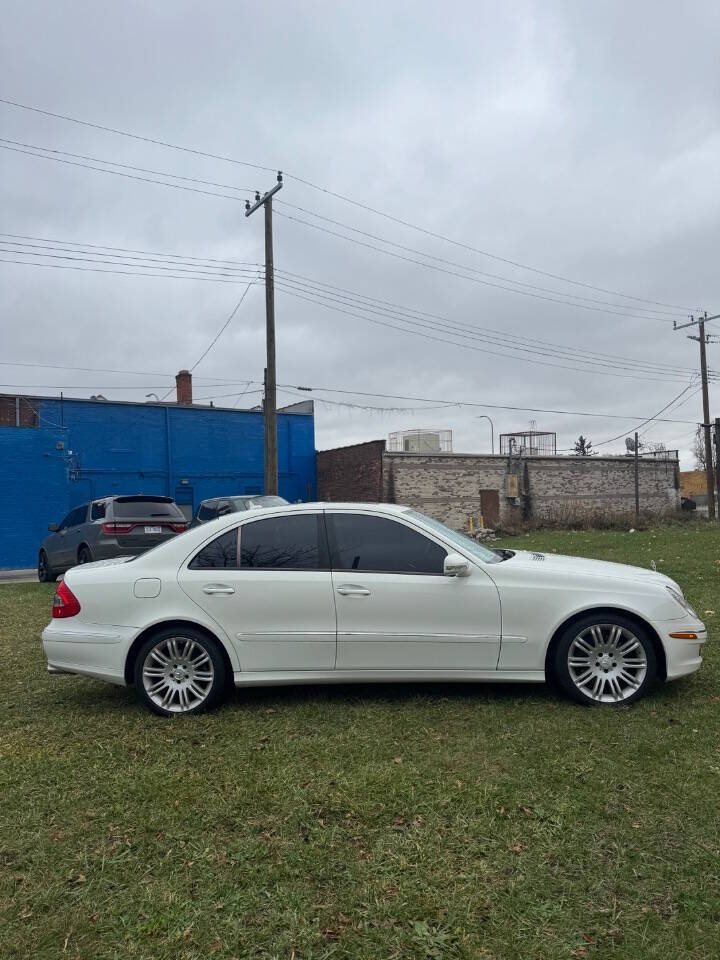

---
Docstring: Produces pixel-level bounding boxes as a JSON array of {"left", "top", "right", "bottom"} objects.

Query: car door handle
[
  {"left": 336, "top": 584, "right": 371, "bottom": 597},
  {"left": 203, "top": 584, "right": 235, "bottom": 595}
]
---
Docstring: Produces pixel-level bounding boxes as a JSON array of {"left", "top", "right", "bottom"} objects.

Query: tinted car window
[
  {"left": 189, "top": 530, "right": 238, "bottom": 569},
  {"left": 67, "top": 505, "right": 88, "bottom": 527},
  {"left": 216, "top": 500, "right": 235, "bottom": 517},
  {"left": 113, "top": 498, "right": 184, "bottom": 519},
  {"left": 91, "top": 501, "right": 106, "bottom": 520},
  {"left": 240, "top": 515, "right": 323, "bottom": 569},
  {"left": 329, "top": 514, "right": 446, "bottom": 574},
  {"left": 197, "top": 502, "right": 217, "bottom": 522},
  {"left": 237, "top": 495, "right": 288, "bottom": 509}
]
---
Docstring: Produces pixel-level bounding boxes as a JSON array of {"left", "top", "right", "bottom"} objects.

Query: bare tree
[{"left": 693, "top": 425, "right": 706, "bottom": 470}]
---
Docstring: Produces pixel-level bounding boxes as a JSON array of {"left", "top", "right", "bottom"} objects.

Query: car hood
[{"left": 504, "top": 550, "right": 676, "bottom": 588}]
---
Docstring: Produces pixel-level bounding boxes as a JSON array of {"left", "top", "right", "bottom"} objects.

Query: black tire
[
  {"left": 77, "top": 545, "right": 92, "bottom": 565},
  {"left": 133, "top": 627, "right": 228, "bottom": 717},
  {"left": 38, "top": 550, "right": 56, "bottom": 583},
  {"left": 551, "top": 613, "right": 658, "bottom": 706}
]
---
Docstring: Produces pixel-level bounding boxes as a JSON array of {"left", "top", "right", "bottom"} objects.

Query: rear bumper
[{"left": 42, "top": 621, "right": 135, "bottom": 685}]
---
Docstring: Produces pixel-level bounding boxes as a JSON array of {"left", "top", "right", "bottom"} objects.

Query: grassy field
[{"left": 1, "top": 526, "right": 719, "bottom": 960}]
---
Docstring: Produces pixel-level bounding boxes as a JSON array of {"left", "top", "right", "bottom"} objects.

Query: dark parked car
[
  {"left": 38, "top": 495, "right": 188, "bottom": 581},
  {"left": 190, "top": 494, "right": 289, "bottom": 527}
]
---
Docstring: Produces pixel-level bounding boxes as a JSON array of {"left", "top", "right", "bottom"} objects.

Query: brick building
[
  {"left": 317, "top": 440, "right": 680, "bottom": 530},
  {"left": 0, "top": 375, "right": 316, "bottom": 569}
]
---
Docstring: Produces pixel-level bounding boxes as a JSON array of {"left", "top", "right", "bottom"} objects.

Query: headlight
[{"left": 666, "top": 585, "right": 698, "bottom": 619}]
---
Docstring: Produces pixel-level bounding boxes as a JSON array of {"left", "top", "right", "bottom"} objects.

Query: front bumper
[{"left": 660, "top": 614, "right": 707, "bottom": 680}]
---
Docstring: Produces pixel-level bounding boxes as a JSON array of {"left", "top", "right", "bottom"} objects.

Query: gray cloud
[{"left": 1, "top": 0, "right": 718, "bottom": 466}]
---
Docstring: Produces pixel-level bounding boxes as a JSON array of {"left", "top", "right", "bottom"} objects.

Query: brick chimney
[{"left": 175, "top": 369, "right": 193, "bottom": 405}]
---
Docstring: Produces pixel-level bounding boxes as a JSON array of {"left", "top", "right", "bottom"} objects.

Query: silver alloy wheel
[
  {"left": 142, "top": 637, "right": 215, "bottom": 713},
  {"left": 567, "top": 623, "right": 648, "bottom": 703}
]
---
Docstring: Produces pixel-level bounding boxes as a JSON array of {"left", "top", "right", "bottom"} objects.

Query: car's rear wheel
[
  {"left": 38, "top": 550, "right": 56, "bottom": 583},
  {"left": 552, "top": 614, "right": 657, "bottom": 705},
  {"left": 77, "top": 546, "right": 92, "bottom": 565},
  {"left": 134, "top": 628, "right": 227, "bottom": 716}
]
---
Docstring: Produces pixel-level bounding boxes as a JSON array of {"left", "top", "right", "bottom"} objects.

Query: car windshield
[
  {"left": 405, "top": 509, "right": 503, "bottom": 564},
  {"left": 237, "top": 496, "right": 288, "bottom": 509}
]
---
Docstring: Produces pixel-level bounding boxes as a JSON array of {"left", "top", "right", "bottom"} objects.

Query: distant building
[
  {"left": 317, "top": 440, "right": 679, "bottom": 530},
  {"left": 0, "top": 372, "right": 315, "bottom": 568}
]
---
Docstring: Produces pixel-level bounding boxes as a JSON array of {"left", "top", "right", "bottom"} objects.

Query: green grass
[{"left": 1, "top": 526, "right": 719, "bottom": 960}]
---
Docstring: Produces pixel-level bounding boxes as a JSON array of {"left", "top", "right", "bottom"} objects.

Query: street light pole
[{"left": 476, "top": 415, "right": 495, "bottom": 454}]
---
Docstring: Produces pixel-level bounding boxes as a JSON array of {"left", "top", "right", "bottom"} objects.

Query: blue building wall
[{"left": 0, "top": 397, "right": 316, "bottom": 569}]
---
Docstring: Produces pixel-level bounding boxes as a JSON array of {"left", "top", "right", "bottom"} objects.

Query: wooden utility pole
[
  {"left": 674, "top": 311, "right": 719, "bottom": 521},
  {"left": 246, "top": 172, "right": 283, "bottom": 495},
  {"left": 715, "top": 417, "right": 720, "bottom": 513},
  {"left": 634, "top": 432, "right": 640, "bottom": 523}
]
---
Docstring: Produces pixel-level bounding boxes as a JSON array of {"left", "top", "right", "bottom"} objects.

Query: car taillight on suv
[
  {"left": 101, "top": 521, "right": 188, "bottom": 535},
  {"left": 52, "top": 581, "right": 81, "bottom": 618}
]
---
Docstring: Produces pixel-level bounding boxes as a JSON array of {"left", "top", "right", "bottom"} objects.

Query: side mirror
[
  {"left": 444, "top": 552, "right": 472, "bottom": 578},
  {"left": 48, "top": 523, "right": 59, "bottom": 533}
]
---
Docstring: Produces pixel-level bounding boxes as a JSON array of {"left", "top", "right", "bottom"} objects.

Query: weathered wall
[
  {"left": 382, "top": 452, "right": 680, "bottom": 530},
  {"left": 317, "top": 440, "right": 385, "bottom": 502},
  {"left": 0, "top": 395, "right": 316, "bottom": 568}
]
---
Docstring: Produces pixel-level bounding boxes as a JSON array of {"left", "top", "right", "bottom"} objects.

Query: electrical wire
[
  {"left": 272, "top": 273, "right": 711, "bottom": 381},
  {"left": 0, "top": 256, "right": 262, "bottom": 285},
  {"left": 0, "top": 143, "right": 252, "bottom": 204},
  {"left": 274, "top": 210, "right": 682, "bottom": 324},
  {"left": 189, "top": 277, "right": 259, "bottom": 372},
  {"left": 274, "top": 283, "right": 695, "bottom": 384},
  {"left": 275, "top": 201, "right": 687, "bottom": 318},
  {"left": 0, "top": 96, "right": 699, "bottom": 312}
]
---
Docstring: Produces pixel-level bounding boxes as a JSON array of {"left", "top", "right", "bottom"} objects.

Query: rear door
[
  {"left": 56, "top": 504, "right": 89, "bottom": 568},
  {"left": 178, "top": 511, "right": 337, "bottom": 672}
]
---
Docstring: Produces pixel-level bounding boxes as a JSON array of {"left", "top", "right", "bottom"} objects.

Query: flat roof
[{"left": 1, "top": 392, "right": 313, "bottom": 416}]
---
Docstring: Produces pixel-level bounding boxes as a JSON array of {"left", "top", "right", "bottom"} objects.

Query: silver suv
[
  {"left": 38, "top": 495, "right": 188, "bottom": 581},
  {"left": 189, "top": 494, "right": 289, "bottom": 527}
]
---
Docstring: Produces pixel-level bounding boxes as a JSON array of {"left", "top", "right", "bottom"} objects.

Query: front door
[
  {"left": 178, "top": 512, "right": 336, "bottom": 672},
  {"left": 326, "top": 511, "right": 501, "bottom": 671}
]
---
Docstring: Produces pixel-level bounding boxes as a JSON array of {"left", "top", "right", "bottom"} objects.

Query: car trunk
[{"left": 109, "top": 497, "right": 186, "bottom": 551}]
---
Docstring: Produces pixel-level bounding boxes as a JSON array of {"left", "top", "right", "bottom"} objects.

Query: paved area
[{"left": 0, "top": 569, "right": 38, "bottom": 584}]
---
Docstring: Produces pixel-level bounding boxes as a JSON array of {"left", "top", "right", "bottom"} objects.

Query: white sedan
[{"left": 42, "top": 503, "right": 706, "bottom": 715}]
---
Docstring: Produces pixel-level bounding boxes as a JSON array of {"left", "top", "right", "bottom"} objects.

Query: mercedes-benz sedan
[{"left": 42, "top": 503, "right": 706, "bottom": 715}]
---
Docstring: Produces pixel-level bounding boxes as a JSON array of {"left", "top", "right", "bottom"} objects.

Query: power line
[
  {"left": 0, "top": 96, "right": 275, "bottom": 172},
  {"left": 189, "top": 278, "right": 258, "bottom": 372},
  {"left": 571, "top": 383, "right": 699, "bottom": 449},
  {"left": 0, "top": 232, "right": 260, "bottom": 270},
  {"left": 0, "top": 96, "right": 698, "bottom": 312},
  {"left": 0, "top": 230, "right": 707, "bottom": 379},
  {"left": 0, "top": 137, "right": 255, "bottom": 194},
  {"left": 273, "top": 267, "right": 710, "bottom": 378},
  {"left": 0, "top": 256, "right": 262, "bottom": 285},
  {"left": 0, "top": 143, "right": 253, "bottom": 204},
  {"left": 269, "top": 382, "right": 701, "bottom": 426},
  {"left": 274, "top": 210, "right": 681, "bottom": 324},
  {"left": 272, "top": 272, "right": 710, "bottom": 381},
  {"left": 274, "top": 284, "right": 698, "bottom": 384},
  {"left": 275, "top": 201, "right": 687, "bottom": 318},
  {"left": 0, "top": 241, "right": 260, "bottom": 278}
]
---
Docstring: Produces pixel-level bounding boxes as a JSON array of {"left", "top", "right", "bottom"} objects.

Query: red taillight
[
  {"left": 102, "top": 522, "right": 133, "bottom": 535},
  {"left": 52, "top": 580, "right": 81, "bottom": 619},
  {"left": 170, "top": 522, "right": 188, "bottom": 533}
]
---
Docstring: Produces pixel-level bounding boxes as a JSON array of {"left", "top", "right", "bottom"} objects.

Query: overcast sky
[{"left": 1, "top": 0, "right": 718, "bottom": 467}]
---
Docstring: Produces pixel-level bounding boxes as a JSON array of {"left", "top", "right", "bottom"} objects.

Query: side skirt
[{"left": 233, "top": 669, "right": 546, "bottom": 687}]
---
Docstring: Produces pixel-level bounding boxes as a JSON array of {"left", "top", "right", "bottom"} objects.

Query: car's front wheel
[
  {"left": 134, "top": 628, "right": 227, "bottom": 716},
  {"left": 552, "top": 614, "right": 657, "bottom": 705}
]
